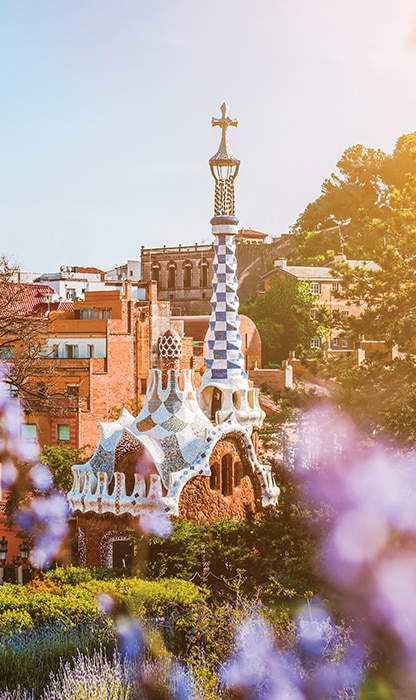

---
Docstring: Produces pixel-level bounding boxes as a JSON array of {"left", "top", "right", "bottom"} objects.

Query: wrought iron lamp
[
  {"left": 19, "top": 541, "right": 29, "bottom": 562},
  {"left": 0, "top": 536, "right": 8, "bottom": 564}
]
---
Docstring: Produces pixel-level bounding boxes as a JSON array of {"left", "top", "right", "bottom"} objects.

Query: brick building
[
  {"left": 262, "top": 257, "right": 380, "bottom": 353},
  {"left": 21, "top": 281, "right": 179, "bottom": 451}
]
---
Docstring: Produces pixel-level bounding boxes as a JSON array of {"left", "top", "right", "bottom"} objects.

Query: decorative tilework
[
  {"left": 89, "top": 445, "right": 115, "bottom": 480},
  {"left": 135, "top": 415, "right": 157, "bottom": 432}
]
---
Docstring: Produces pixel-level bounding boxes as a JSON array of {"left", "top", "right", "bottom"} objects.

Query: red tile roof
[{"left": 1, "top": 283, "right": 57, "bottom": 317}]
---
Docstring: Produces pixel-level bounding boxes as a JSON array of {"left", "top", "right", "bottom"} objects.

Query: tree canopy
[
  {"left": 241, "top": 275, "right": 321, "bottom": 365},
  {"left": 292, "top": 132, "right": 416, "bottom": 261}
]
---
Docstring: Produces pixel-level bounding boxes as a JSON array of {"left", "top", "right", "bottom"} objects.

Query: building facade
[
  {"left": 140, "top": 229, "right": 273, "bottom": 316},
  {"left": 263, "top": 257, "right": 380, "bottom": 353}
]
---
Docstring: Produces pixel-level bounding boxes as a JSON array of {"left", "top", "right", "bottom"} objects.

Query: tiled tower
[
  {"left": 67, "top": 105, "right": 279, "bottom": 567},
  {"left": 199, "top": 104, "right": 264, "bottom": 431}
]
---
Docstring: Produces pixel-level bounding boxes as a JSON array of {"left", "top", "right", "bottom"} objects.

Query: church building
[{"left": 67, "top": 105, "right": 279, "bottom": 568}]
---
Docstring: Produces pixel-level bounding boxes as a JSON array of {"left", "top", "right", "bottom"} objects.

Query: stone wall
[
  {"left": 75, "top": 511, "right": 135, "bottom": 567},
  {"left": 178, "top": 434, "right": 263, "bottom": 523}
]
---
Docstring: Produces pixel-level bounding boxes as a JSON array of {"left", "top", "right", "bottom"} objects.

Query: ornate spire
[{"left": 209, "top": 103, "right": 240, "bottom": 217}]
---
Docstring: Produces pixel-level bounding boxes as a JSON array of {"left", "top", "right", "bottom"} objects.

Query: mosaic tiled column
[{"left": 200, "top": 215, "right": 248, "bottom": 392}]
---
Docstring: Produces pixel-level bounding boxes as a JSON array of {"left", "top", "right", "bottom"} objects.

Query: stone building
[
  {"left": 67, "top": 104, "right": 279, "bottom": 567},
  {"left": 140, "top": 229, "right": 271, "bottom": 316}
]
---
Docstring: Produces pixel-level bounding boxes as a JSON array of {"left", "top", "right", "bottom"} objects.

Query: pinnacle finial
[{"left": 210, "top": 102, "right": 240, "bottom": 167}]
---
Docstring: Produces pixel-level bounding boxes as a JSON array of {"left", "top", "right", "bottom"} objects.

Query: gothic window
[
  {"left": 210, "top": 462, "right": 220, "bottom": 491},
  {"left": 151, "top": 264, "right": 160, "bottom": 285},
  {"left": 221, "top": 454, "right": 233, "bottom": 497},
  {"left": 200, "top": 262, "right": 208, "bottom": 288},
  {"left": 183, "top": 261, "right": 192, "bottom": 288},
  {"left": 167, "top": 263, "right": 176, "bottom": 289}
]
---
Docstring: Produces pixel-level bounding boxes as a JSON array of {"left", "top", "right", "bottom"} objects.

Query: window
[
  {"left": 310, "top": 308, "right": 317, "bottom": 320},
  {"left": 310, "top": 336, "right": 321, "bottom": 349},
  {"left": 65, "top": 344, "right": 79, "bottom": 359},
  {"left": 167, "top": 264, "right": 176, "bottom": 289},
  {"left": 80, "top": 308, "right": 111, "bottom": 320},
  {"left": 66, "top": 384, "right": 79, "bottom": 397},
  {"left": 140, "top": 378, "right": 147, "bottom": 394},
  {"left": 221, "top": 454, "right": 233, "bottom": 497},
  {"left": 57, "top": 424, "right": 70, "bottom": 441},
  {"left": 200, "top": 263, "right": 208, "bottom": 288},
  {"left": 332, "top": 337, "right": 339, "bottom": 347},
  {"left": 183, "top": 262, "right": 192, "bottom": 288},
  {"left": 341, "top": 338, "right": 349, "bottom": 348},
  {"left": 341, "top": 310, "right": 349, "bottom": 318},
  {"left": 310, "top": 282, "right": 321, "bottom": 295},
  {"left": 151, "top": 265, "right": 160, "bottom": 285},
  {"left": 331, "top": 282, "right": 339, "bottom": 292},
  {"left": 21, "top": 423, "right": 37, "bottom": 441},
  {"left": 87, "top": 344, "right": 94, "bottom": 358},
  {"left": 234, "top": 462, "right": 243, "bottom": 488},
  {"left": 51, "top": 344, "right": 59, "bottom": 358},
  {"left": 66, "top": 288, "right": 76, "bottom": 300}
]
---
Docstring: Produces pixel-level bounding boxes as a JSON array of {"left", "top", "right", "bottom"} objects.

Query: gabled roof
[
  {"left": 262, "top": 259, "right": 379, "bottom": 283},
  {"left": 0, "top": 283, "right": 57, "bottom": 317},
  {"left": 262, "top": 265, "right": 338, "bottom": 282}
]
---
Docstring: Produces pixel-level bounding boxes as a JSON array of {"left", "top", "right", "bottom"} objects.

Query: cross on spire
[
  {"left": 211, "top": 102, "right": 238, "bottom": 136},
  {"left": 210, "top": 102, "right": 240, "bottom": 166}
]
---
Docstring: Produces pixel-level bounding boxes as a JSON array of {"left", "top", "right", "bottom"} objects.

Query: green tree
[
  {"left": 40, "top": 444, "right": 87, "bottom": 492},
  {"left": 292, "top": 132, "right": 416, "bottom": 260},
  {"left": 241, "top": 275, "right": 321, "bottom": 365}
]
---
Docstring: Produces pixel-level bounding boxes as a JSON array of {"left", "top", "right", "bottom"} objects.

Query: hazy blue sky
[{"left": 1, "top": 0, "right": 416, "bottom": 272}]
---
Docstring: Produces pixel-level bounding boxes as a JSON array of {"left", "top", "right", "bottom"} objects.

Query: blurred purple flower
[
  {"left": 0, "top": 460, "right": 17, "bottom": 489},
  {"left": 30, "top": 462, "right": 53, "bottom": 492},
  {"left": 97, "top": 593, "right": 116, "bottom": 616},
  {"left": 116, "top": 616, "right": 144, "bottom": 661},
  {"left": 221, "top": 616, "right": 304, "bottom": 699},
  {"left": 293, "top": 405, "right": 416, "bottom": 687},
  {"left": 139, "top": 509, "right": 172, "bottom": 537}
]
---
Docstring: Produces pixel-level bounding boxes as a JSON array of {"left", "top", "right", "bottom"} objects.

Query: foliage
[
  {"left": 143, "top": 483, "right": 323, "bottom": 602},
  {"left": 106, "top": 397, "right": 142, "bottom": 421},
  {"left": 0, "top": 574, "right": 205, "bottom": 697},
  {"left": 292, "top": 134, "right": 416, "bottom": 260},
  {"left": 39, "top": 445, "right": 87, "bottom": 493},
  {"left": 241, "top": 275, "right": 321, "bottom": 365},
  {"left": 313, "top": 353, "right": 416, "bottom": 447}
]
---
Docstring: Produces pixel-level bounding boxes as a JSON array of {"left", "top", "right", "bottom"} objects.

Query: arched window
[
  {"left": 183, "top": 261, "right": 192, "bottom": 288},
  {"left": 151, "top": 264, "right": 160, "bottom": 285},
  {"left": 234, "top": 461, "right": 243, "bottom": 488},
  {"left": 221, "top": 454, "right": 233, "bottom": 497},
  {"left": 200, "top": 262, "right": 208, "bottom": 288},
  {"left": 168, "top": 263, "right": 176, "bottom": 289},
  {"left": 210, "top": 462, "right": 220, "bottom": 491}
]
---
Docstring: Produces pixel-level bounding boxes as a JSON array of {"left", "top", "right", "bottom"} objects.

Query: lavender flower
[{"left": 293, "top": 405, "right": 416, "bottom": 688}]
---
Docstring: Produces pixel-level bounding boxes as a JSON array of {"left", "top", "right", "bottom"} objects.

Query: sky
[{"left": 1, "top": 0, "right": 416, "bottom": 273}]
